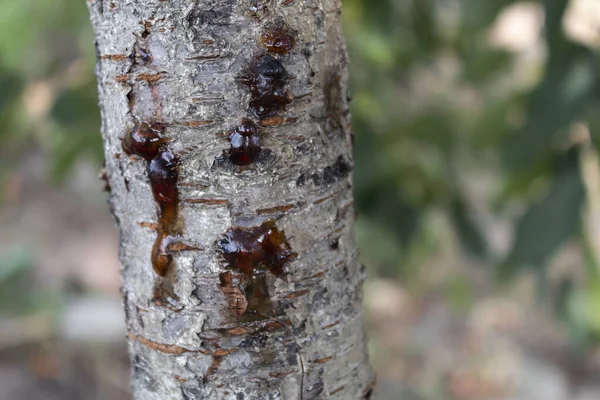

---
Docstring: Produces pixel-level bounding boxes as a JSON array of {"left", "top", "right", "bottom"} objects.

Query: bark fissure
[{"left": 88, "top": 0, "right": 373, "bottom": 398}]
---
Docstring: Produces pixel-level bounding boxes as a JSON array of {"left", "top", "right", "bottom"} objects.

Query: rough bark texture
[{"left": 88, "top": 0, "right": 374, "bottom": 399}]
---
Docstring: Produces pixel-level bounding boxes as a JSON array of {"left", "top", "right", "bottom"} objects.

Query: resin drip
[{"left": 123, "top": 122, "right": 180, "bottom": 277}]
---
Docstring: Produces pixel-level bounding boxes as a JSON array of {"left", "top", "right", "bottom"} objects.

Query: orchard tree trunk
[{"left": 88, "top": 0, "right": 374, "bottom": 399}]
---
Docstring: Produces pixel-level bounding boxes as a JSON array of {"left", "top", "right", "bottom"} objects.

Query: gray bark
[{"left": 87, "top": 0, "right": 374, "bottom": 399}]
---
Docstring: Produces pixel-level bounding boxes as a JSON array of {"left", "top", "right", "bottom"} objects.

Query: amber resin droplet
[
  {"left": 218, "top": 220, "right": 296, "bottom": 278},
  {"left": 260, "top": 25, "right": 295, "bottom": 54},
  {"left": 240, "top": 55, "right": 291, "bottom": 119},
  {"left": 148, "top": 150, "right": 179, "bottom": 206},
  {"left": 122, "top": 121, "right": 165, "bottom": 161},
  {"left": 151, "top": 233, "right": 175, "bottom": 277},
  {"left": 147, "top": 150, "right": 180, "bottom": 277},
  {"left": 229, "top": 119, "right": 262, "bottom": 166}
]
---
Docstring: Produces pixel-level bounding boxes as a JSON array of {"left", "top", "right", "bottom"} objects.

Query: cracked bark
[{"left": 87, "top": 0, "right": 374, "bottom": 399}]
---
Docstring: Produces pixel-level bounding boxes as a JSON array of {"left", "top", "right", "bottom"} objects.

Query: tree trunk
[{"left": 88, "top": 0, "right": 374, "bottom": 398}]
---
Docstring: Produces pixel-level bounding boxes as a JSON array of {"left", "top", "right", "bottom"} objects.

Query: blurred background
[{"left": 1, "top": 0, "right": 600, "bottom": 399}]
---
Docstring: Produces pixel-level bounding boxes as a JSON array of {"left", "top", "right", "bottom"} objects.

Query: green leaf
[
  {"left": 52, "top": 82, "right": 100, "bottom": 129},
  {"left": 49, "top": 82, "right": 102, "bottom": 181},
  {"left": 445, "top": 276, "right": 474, "bottom": 313},
  {"left": 356, "top": 177, "right": 421, "bottom": 250},
  {"left": 410, "top": 0, "right": 437, "bottom": 54},
  {"left": 0, "top": 67, "right": 25, "bottom": 140},
  {"left": 406, "top": 110, "right": 456, "bottom": 151},
  {"left": 502, "top": 148, "right": 585, "bottom": 276},
  {"left": 502, "top": 0, "right": 597, "bottom": 176},
  {"left": 503, "top": 52, "right": 596, "bottom": 175},
  {"left": 470, "top": 93, "right": 525, "bottom": 151},
  {"left": 354, "top": 121, "right": 422, "bottom": 251},
  {"left": 450, "top": 196, "right": 488, "bottom": 259},
  {"left": 0, "top": 245, "right": 35, "bottom": 313},
  {"left": 459, "top": 0, "right": 518, "bottom": 35},
  {"left": 543, "top": 0, "right": 569, "bottom": 45},
  {"left": 0, "top": 245, "right": 33, "bottom": 284},
  {"left": 462, "top": 48, "right": 513, "bottom": 83}
]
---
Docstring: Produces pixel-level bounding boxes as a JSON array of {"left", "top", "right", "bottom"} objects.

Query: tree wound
[
  {"left": 218, "top": 220, "right": 295, "bottom": 277},
  {"left": 217, "top": 220, "right": 296, "bottom": 318}
]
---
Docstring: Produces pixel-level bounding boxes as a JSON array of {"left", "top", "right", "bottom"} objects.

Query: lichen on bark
[{"left": 88, "top": 0, "right": 374, "bottom": 398}]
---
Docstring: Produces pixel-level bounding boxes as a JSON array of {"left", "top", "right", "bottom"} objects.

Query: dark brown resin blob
[
  {"left": 122, "top": 121, "right": 165, "bottom": 161},
  {"left": 217, "top": 220, "right": 295, "bottom": 317},
  {"left": 260, "top": 25, "right": 295, "bottom": 54},
  {"left": 229, "top": 119, "right": 262, "bottom": 166},
  {"left": 240, "top": 55, "right": 291, "bottom": 119},
  {"left": 218, "top": 220, "right": 296, "bottom": 278}
]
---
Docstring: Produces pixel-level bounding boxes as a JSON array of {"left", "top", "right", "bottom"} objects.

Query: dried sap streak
[
  {"left": 123, "top": 122, "right": 180, "bottom": 277},
  {"left": 260, "top": 24, "right": 295, "bottom": 54},
  {"left": 218, "top": 220, "right": 296, "bottom": 317},
  {"left": 240, "top": 55, "right": 291, "bottom": 119}
]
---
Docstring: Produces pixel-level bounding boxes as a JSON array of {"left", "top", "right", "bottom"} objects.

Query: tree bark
[{"left": 88, "top": 0, "right": 374, "bottom": 399}]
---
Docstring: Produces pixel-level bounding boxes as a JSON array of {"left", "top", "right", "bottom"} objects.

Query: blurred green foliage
[
  {"left": 0, "top": 0, "right": 100, "bottom": 184},
  {"left": 344, "top": 0, "right": 600, "bottom": 343},
  {"left": 1, "top": 0, "right": 600, "bottom": 344}
]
